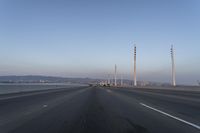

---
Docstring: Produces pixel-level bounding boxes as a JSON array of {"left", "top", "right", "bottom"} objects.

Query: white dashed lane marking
[
  {"left": 43, "top": 105, "right": 48, "bottom": 108},
  {"left": 106, "top": 89, "right": 112, "bottom": 93}
]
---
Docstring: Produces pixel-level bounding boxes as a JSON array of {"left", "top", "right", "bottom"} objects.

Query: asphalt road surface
[{"left": 0, "top": 86, "right": 199, "bottom": 133}]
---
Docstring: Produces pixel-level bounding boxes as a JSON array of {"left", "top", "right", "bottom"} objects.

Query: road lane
[
  {"left": 0, "top": 86, "right": 90, "bottom": 133},
  {"left": 0, "top": 86, "right": 199, "bottom": 133},
  {"left": 140, "top": 103, "right": 200, "bottom": 130},
  {"left": 99, "top": 87, "right": 200, "bottom": 133},
  {"left": 111, "top": 87, "right": 200, "bottom": 122}
]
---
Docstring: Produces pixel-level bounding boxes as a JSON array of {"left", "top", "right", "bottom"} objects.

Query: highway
[{"left": 0, "top": 86, "right": 199, "bottom": 133}]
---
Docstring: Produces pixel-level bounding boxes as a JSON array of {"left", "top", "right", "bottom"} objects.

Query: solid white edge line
[{"left": 140, "top": 103, "right": 200, "bottom": 130}]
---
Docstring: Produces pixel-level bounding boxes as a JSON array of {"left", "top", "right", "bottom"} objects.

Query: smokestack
[
  {"left": 114, "top": 64, "right": 117, "bottom": 86},
  {"left": 134, "top": 45, "right": 137, "bottom": 87},
  {"left": 171, "top": 45, "right": 176, "bottom": 87}
]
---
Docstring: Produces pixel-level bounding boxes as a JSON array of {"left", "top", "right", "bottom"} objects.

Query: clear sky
[{"left": 0, "top": 0, "right": 200, "bottom": 85}]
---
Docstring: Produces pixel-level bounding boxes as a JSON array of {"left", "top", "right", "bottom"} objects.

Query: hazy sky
[{"left": 0, "top": 0, "right": 200, "bottom": 85}]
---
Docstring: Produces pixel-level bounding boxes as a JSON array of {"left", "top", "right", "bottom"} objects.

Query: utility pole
[
  {"left": 121, "top": 75, "right": 123, "bottom": 87},
  {"left": 134, "top": 45, "right": 137, "bottom": 87},
  {"left": 108, "top": 74, "right": 110, "bottom": 85},
  {"left": 171, "top": 45, "right": 176, "bottom": 87},
  {"left": 114, "top": 64, "right": 117, "bottom": 86}
]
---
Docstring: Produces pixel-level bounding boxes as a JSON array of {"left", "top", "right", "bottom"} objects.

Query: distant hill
[
  {"left": 0, "top": 75, "right": 173, "bottom": 87},
  {"left": 0, "top": 75, "right": 100, "bottom": 84}
]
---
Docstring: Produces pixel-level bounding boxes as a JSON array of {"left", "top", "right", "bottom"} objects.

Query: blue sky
[{"left": 0, "top": 0, "right": 200, "bottom": 85}]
